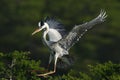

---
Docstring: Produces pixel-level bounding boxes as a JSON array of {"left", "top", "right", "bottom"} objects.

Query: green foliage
[
  {"left": 49, "top": 61, "right": 120, "bottom": 80},
  {"left": 89, "top": 61, "right": 120, "bottom": 80},
  {"left": 0, "top": 51, "right": 44, "bottom": 80},
  {"left": 0, "top": 51, "right": 120, "bottom": 80}
]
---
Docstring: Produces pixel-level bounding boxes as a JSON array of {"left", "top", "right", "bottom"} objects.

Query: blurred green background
[{"left": 0, "top": 0, "right": 120, "bottom": 73}]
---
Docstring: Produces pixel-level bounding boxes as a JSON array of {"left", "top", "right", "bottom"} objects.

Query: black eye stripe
[
  {"left": 38, "top": 20, "right": 44, "bottom": 27},
  {"left": 41, "top": 20, "right": 44, "bottom": 26}
]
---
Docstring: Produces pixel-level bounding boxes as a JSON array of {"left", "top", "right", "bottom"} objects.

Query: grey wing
[{"left": 58, "top": 10, "right": 107, "bottom": 50}]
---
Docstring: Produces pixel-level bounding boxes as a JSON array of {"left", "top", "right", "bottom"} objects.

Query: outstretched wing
[{"left": 58, "top": 10, "right": 107, "bottom": 50}]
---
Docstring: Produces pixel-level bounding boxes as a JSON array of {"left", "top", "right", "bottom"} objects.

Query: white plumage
[{"left": 48, "top": 29, "right": 62, "bottom": 42}]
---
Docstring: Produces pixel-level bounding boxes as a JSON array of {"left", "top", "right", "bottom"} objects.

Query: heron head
[{"left": 32, "top": 21, "right": 49, "bottom": 35}]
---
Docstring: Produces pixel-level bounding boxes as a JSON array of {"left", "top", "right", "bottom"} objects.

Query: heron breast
[{"left": 48, "top": 29, "right": 62, "bottom": 42}]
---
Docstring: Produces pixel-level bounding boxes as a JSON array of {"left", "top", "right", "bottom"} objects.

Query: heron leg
[
  {"left": 53, "top": 54, "right": 58, "bottom": 72},
  {"left": 47, "top": 54, "right": 53, "bottom": 70},
  {"left": 37, "top": 54, "right": 58, "bottom": 77}
]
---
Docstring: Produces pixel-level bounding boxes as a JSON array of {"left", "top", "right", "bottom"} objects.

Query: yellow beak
[{"left": 32, "top": 28, "right": 41, "bottom": 35}]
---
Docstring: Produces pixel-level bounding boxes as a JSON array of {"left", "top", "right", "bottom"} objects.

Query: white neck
[{"left": 43, "top": 23, "right": 49, "bottom": 45}]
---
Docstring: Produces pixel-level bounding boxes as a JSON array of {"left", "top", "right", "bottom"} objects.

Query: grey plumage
[
  {"left": 58, "top": 10, "right": 107, "bottom": 50},
  {"left": 45, "top": 17, "right": 67, "bottom": 37},
  {"left": 32, "top": 10, "right": 107, "bottom": 76}
]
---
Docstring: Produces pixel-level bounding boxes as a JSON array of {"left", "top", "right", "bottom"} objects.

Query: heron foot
[{"left": 37, "top": 71, "right": 55, "bottom": 77}]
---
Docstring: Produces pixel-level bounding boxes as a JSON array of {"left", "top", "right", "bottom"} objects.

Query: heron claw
[
  {"left": 37, "top": 73, "right": 49, "bottom": 77},
  {"left": 37, "top": 71, "right": 55, "bottom": 77}
]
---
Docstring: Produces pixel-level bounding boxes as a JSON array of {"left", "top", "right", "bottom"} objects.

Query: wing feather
[{"left": 58, "top": 10, "right": 107, "bottom": 50}]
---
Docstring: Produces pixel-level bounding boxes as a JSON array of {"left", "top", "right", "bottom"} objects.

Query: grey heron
[{"left": 32, "top": 10, "right": 107, "bottom": 76}]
